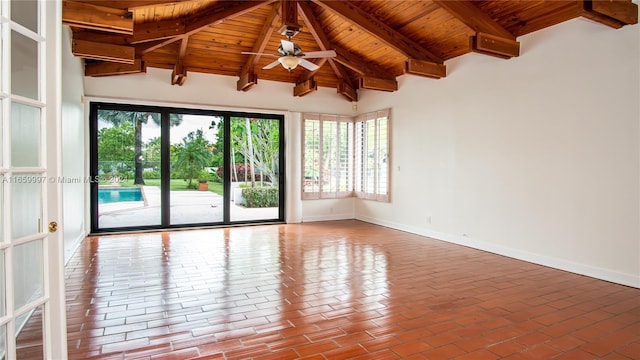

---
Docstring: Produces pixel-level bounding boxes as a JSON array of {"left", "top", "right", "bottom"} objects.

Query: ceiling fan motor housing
[{"left": 278, "top": 42, "right": 303, "bottom": 56}]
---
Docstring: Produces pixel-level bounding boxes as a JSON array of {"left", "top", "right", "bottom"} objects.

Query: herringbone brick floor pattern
[{"left": 61, "top": 220, "right": 639, "bottom": 359}]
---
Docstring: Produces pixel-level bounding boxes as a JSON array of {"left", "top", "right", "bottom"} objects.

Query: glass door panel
[
  {"left": 13, "top": 240, "right": 43, "bottom": 311},
  {"left": 169, "top": 114, "right": 223, "bottom": 225},
  {"left": 15, "top": 305, "right": 43, "bottom": 360},
  {"left": 96, "top": 109, "right": 162, "bottom": 229},
  {"left": 10, "top": 31, "right": 38, "bottom": 100},
  {"left": 0, "top": 251, "right": 4, "bottom": 317},
  {"left": 0, "top": 323, "right": 6, "bottom": 360},
  {"left": 11, "top": 178, "right": 41, "bottom": 239},
  {"left": 229, "top": 117, "right": 281, "bottom": 222},
  {"left": 10, "top": 103, "right": 40, "bottom": 167},
  {"left": 11, "top": 0, "right": 38, "bottom": 33}
]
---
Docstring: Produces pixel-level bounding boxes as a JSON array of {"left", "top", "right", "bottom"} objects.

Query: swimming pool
[{"left": 98, "top": 187, "right": 143, "bottom": 204}]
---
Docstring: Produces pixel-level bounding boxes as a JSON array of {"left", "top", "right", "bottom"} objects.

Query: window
[
  {"left": 355, "top": 109, "right": 390, "bottom": 202},
  {"left": 303, "top": 109, "right": 390, "bottom": 202},
  {"left": 302, "top": 114, "right": 353, "bottom": 199}
]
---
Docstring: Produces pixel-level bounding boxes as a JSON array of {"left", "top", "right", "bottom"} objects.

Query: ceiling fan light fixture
[{"left": 278, "top": 55, "right": 301, "bottom": 70}]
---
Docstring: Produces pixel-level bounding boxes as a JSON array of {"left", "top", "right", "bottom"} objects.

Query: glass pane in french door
[
  {"left": 15, "top": 304, "right": 43, "bottom": 360},
  {"left": 11, "top": 102, "right": 40, "bottom": 167},
  {"left": 229, "top": 117, "right": 280, "bottom": 222},
  {"left": 96, "top": 109, "right": 162, "bottom": 229},
  {"left": 10, "top": 30, "right": 38, "bottom": 101},
  {"left": 11, "top": 0, "right": 38, "bottom": 33},
  {"left": 11, "top": 176, "right": 41, "bottom": 239},
  {"left": 0, "top": 250, "right": 4, "bottom": 317},
  {"left": 0, "top": 323, "right": 6, "bottom": 360},
  {"left": 169, "top": 114, "right": 223, "bottom": 225},
  {"left": 13, "top": 240, "right": 43, "bottom": 310}
]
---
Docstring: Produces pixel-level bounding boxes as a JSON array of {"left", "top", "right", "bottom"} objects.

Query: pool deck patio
[{"left": 98, "top": 186, "right": 278, "bottom": 228}]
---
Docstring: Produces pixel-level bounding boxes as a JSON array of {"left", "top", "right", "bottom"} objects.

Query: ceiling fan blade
[
  {"left": 301, "top": 50, "right": 337, "bottom": 59},
  {"left": 299, "top": 59, "right": 320, "bottom": 71},
  {"left": 242, "top": 51, "right": 278, "bottom": 57},
  {"left": 262, "top": 59, "right": 281, "bottom": 69},
  {"left": 281, "top": 39, "right": 295, "bottom": 54}
]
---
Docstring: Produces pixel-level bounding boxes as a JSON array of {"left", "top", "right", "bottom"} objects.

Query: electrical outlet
[{"left": 426, "top": 215, "right": 431, "bottom": 224}]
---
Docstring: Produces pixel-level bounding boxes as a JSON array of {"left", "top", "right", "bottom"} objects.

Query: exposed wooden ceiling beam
[
  {"left": 433, "top": 0, "right": 519, "bottom": 58},
  {"left": 85, "top": 59, "right": 145, "bottom": 77},
  {"left": 281, "top": 0, "right": 302, "bottom": 37},
  {"left": 297, "top": 1, "right": 355, "bottom": 88},
  {"left": 311, "top": 0, "right": 443, "bottom": 64},
  {"left": 71, "top": 0, "right": 192, "bottom": 10},
  {"left": 332, "top": 45, "right": 390, "bottom": 79},
  {"left": 581, "top": 0, "right": 638, "bottom": 28},
  {"left": 172, "top": 36, "right": 189, "bottom": 85},
  {"left": 72, "top": 39, "right": 135, "bottom": 63},
  {"left": 406, "top": 59, "right": 446, "bottom": 79},
  {"left": 184, "top": 0, "right": 276, "bottom": 35},
  {"left": 238, "top": 3, "right": 280, "bottom": 91},
  {"left": 432, "top": 0, "right": 514, "bottom": 40},
  {"left": 63, "top": 0, "right": 133, "bottom": 34},
  {"left": 134, "top": 39, "right": 177, "bottom": 56},
  {"left": 72, "top": 0, "right": 275, "bottom": 45},
  {"left": 359, "top": 77, "right": 398, "bottom": 92},
  {"left": 471, "top": 33, "right": 520, "bottom": 59},
  {"left": 293, "top": 78, "right": 317, "bottom": 97}
]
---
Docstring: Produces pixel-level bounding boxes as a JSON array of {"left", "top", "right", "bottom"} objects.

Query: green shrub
[
  {"left": 143, "top": 170, "right": 161, "bottom": 179},
  {"left": 242, "top": 186, "right": 279, "bottom": 208}
]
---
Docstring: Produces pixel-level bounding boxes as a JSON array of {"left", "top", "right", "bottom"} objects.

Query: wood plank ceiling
[{"left": 64, "top": 0, "right": 638, "bottom": 101}]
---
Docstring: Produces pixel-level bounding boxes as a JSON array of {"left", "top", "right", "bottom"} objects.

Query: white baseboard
[
  {"left": 64, "top": 230, "right": 87, "bottom": 265},
  {"left": 356, "top": 215, "right": 639, "bottom": 288},
  {"left": 302, "top": 213, "right": 355, "bottom": 222}
]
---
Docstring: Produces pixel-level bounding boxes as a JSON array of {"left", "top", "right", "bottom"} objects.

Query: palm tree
[
  {"left": 97, "top": 110, "right": 182, "bottom": 185},
  {"left": 173, "top": 130, "right": 213, "bottom": 188}
]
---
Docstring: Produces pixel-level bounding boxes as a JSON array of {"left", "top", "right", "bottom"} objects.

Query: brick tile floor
[{"left": 60, "top": 220, "right": 639, "bottom": 359}]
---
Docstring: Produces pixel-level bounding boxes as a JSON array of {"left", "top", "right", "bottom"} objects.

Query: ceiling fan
[{"left": 242, "top": 39, "right": 336, "bottom": 71}]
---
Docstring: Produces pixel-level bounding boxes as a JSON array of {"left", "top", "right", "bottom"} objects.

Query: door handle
[{"left": 48, "top": 222, "right": 58, "bottom": 233}]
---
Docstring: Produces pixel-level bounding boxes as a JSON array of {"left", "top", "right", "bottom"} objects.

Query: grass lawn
[{"left": 110, "top": 179, "right": 223, "bottom": 195}]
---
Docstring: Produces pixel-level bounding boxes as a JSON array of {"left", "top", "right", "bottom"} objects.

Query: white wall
[
  {"left": 61, "top": 27, "right": 87, "bottom": 263},
  {"left": 356, "top": 18, "right": 640, "bottom": 287},
  {"left": 83, "top": 68, "right": 357, "bottom": 222}
]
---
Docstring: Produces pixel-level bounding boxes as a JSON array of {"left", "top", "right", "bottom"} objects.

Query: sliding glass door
[
  {"left": 94, "top": 108, "right": 162, "bottom": 229},
  {"left": 229, "top": 116, "right": 282, "bottom": 222},
  {"left": 90, "top": 103, "right": 285, "bottom": 232},
  {"left": 169, "top": 113, "right": 223, "bottom": 226}
]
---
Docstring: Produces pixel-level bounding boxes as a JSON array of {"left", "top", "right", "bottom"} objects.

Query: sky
[{"left": 98, "top": 114, "right": 220, "bottom": 144}]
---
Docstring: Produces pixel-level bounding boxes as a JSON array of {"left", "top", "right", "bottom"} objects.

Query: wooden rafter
[
  {"left": 85, "top": 59, "right": 145, "bottom": 76},
  {"left": 433, "top": 0, "right": 519, "bottom": 58},
  {"left": 293, "top": 78, "right": 317, "bottom": 97},
  {"left": 72, "top": 39, "right": 135, "bottom": 63},
  {"left": 433, "top": 0, "right": 514, "bottom": 39},
  {"left": 237, "top": 4, "right": 280, "bottom": 91},
  {"left": 281, "top": 0, "right": 302, "bottom": 36},
  {"left": 134, "top": 39, "right": 175, "bottom": 56},
  {"left": 171, "top": 36, "right": 189, "bottom": 86},
  {"left": 185, "top": 1, "right": 276, "bottom": 35},
  {"left": 581, "top": 0, "right": 638, "bottom": 28},
  {"left": 71, "top": 0, "right": 192, "bottom": 10},
  {"left": 72, "top": 0, "right": 275, "bottom": 45},
  {"left": 332, "top": 45, "right": 389, "bottom": 78},
  {"left": 310, "top": 0, "right": 443, "bottom": 64},
  {"left": 63, "top": 0, "right": 133, "bottom": 34},
  {"left": 297, "top": 0, "right": 357, "bottom": 99}
]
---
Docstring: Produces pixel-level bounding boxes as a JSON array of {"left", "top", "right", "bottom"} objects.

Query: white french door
[{"left": 0, "top": 0, "right": 66, "bottom": 359}]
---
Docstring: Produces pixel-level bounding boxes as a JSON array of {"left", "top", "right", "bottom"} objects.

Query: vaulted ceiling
[{"left": 64, "top": 0, "right": 637, "bottom": 101}]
